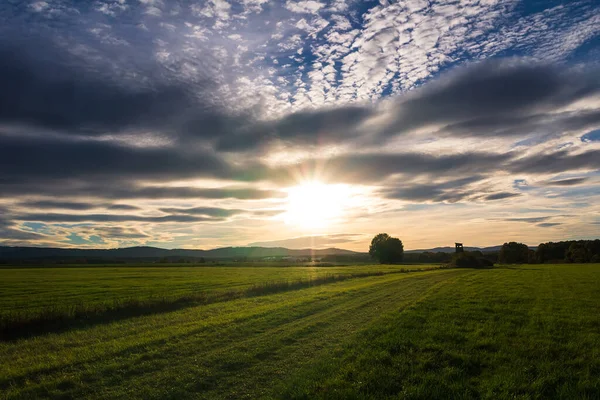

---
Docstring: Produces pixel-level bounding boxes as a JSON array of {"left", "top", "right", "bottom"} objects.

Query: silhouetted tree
[
  {"left": 369, "top": 233, "right": 404, "bottom": 264},
  {"left": 527, "top": 249, "right": 537, "bottom": 264},
  {"left": 535, "top": 240, "right": 600, "bottom": 263},
  {"left": 566, "top": 242, "right": 590, "bottom": 263},
  {"left": 499, "top": 242, "right": 529, "bottom": 264},
  {"left": 451, "top": 252, "right": 493, "bottom": 268}
]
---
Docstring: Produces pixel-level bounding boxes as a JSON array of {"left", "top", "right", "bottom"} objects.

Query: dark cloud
[
  {"left": 269, "top": 152, "right": 512, "bottom": 184},
  {"left": 216, "top": 106, "right": 374, "bottom": 151},
  {"left": 0, "top": 214, "right": 46, "bottom": 242},
  {"left": 380, "top": 176, "right": 484, "bottom": 202},
  {"left": 484, "top": 192, "right": 521, "bottom": 201},
  {"left": 509, "top": 150, "right": 600, "bottom": 174},
  {"left": 381, "top": 176, "right": 522, "bottom": 203},
  {"left": 379, "top": 60, "right": 600, "bottom": 138},
  {"left": 441, "top": 109, "right": 600, "bottom": 139},
  {"left": 0, "top": 181, "right": 285, "bottom": 201},
  {"left": 505, "top": 217, "right": 552, "bottom": 223},
  {"left": 217, "top": 62, "right": 600, "bottom": 151},
  {"left": 159, "top": 207, "right": 245, "bottom": 218},
  {"left": 541, "top": 177, "right": 589, "bottom": 186},
  {"left": 104, "top": 187, "right": 285, "bottom": 200},
  {"left": 107, "top": 204, "right": 141, "bottom": 211},
  {"left": 0, "top": 27, "right": 232, "bottom": 142},
  {"left": 159, "top": 207, "right": 282, "bottom": 218},
  {"left": 85, "top": 226, "right": 149, "bottom": 239},
  {"left": 537, "top": 223, "right": 562, "bottom": 228},
  {"left": 0, "top": 42, "right": 187, "bottom": 135},
  {"left": 14, "top": 213, "right": 224, "bottom": 224},
  {"left": 0, "top": 135, "right": 233, "bottom": 182},
  {"left": 17, "top": 200, "right": 100, "bottom": 210}
]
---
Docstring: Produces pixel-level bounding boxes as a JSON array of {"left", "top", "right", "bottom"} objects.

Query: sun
[{"left": 284, "top": 181, "right": 350, "bottom": 229}]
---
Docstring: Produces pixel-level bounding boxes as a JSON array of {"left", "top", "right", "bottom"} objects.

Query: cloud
[
  {"left": 509, "top": 150, "right": 600, "bottom": 174},
  {"left": 504, "top": 217, "right": 553, "bottom": 224},
  {"left": 0, "top": 211, "right": 48, "bottom": 243},
  {"left": 484, "top": 192, "right": 522, "bottom": 201},
  {"left": 107, "top": 204, "right": 141, "bottom": 211},
  {"left": 0, "top": 180, "right": 285, "bottom": 202},
  {"left": 0, "top": 135, "right": 233, "bottom": 182},
  {"left": 29, "top": 2, "right": 49, "bottom": 13},
  {"left": 17, "top": 200, "right": 101, "bottom": 211},
  {"left": 90, "top": 226, "right": 149, "bottom": 239},
  {"left": 0, "top": 40, "right": 209, "bottom": 136},
  {"left": 16, "top": 200, "right": 142, "bottom": 211},
  {"left": 285, "top": 1, "right": 325, "bottom": 14},
  {"left": 216, "top": 105, "right": 374, "bottom": 151},
  {"left": 249, "top": 233, "right": 363, "bottom": 249},
  {"left": 380, "top": 176, "right": 485, "bottom": 203},
  {"left": 377, "top": 60, "right": 600, "bottom": 139},
  {"left": 537, "top": 223, "right": 562, "bottom": 228},
  {"left": 1, "top": 0, "right": 599, "bottom": 249},
  {"left": 542, "top": 177, "right": 589, "bottom": 186},
  {"left": 261, "top": 151, "right": 513, "bottom": 185},
  {"left": 158, "top": 207, "right": 245, "bottom": 218},
  {"left": 217, "top": 61, "right": 600, "bottom": 152},
  {"left": 13, "top": 213, "right": 224, "bottom": 224}
]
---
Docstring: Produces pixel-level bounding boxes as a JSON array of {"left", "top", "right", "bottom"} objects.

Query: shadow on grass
[
  {"left": 0, "top": 267, "right": 446, "bottom": 342},
  {"left": 493, "top": 265, "right": 542, "bottom": 271}
]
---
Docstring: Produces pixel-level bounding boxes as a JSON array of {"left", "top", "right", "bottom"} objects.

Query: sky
[{"left": 1, "top": 0, "right": 599, "bottom": 251}]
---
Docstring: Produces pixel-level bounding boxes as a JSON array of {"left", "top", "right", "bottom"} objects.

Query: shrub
[
  {"left": 451, "top": 252, "right": 494, "bottom": 268},
  {"left": 499, "top": 242, "right": 529, "bottom": 264}
]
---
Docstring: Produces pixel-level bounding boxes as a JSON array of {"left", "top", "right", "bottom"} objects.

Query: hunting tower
[{"left": 455, "top": 243, "right": 464, "bottom": 253}]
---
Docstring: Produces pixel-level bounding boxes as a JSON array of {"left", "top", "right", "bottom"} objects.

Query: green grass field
[
  {"left": 0, "top": 264, "right": 432, "bottom": 315},
  {"left": 1, "top": 264, "right": 599, "bottom": 399}
]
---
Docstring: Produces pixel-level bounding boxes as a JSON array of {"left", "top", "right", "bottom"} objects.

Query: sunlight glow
[{"left": 284, "top": 181, "right": 351, "bottom": 229}]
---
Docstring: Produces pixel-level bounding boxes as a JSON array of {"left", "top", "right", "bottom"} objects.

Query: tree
[
  {"left": 536, "top": 240, "right": 600, "bottom": 263},
  {"left": 369, "top": 233, "right": 404, "bottom": 264},
  {"left": 498, "top": 242, "right": 529, "bottom": 264},
  {"left": 565, "top": 242, "right": 589, "bottom": 263},
  {"left": 451, "top": 252, "right": 493, "bottom": 268}
]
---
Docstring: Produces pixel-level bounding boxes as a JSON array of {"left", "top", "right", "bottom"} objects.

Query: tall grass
[{"left": 0, "top": 266, "right": 446, "bottom": 341}]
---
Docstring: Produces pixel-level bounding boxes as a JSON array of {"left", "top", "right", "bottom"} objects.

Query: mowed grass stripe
[
  {"left": 0, "top": 265, "right": 436, "bottom": 315},
  {"left": 1, "top": 265, "right": 446, "bottom": 341},
  {"left": 1, "top": 269, "right": 468, "bottom": 399},
  {"left": 1, "top": 270, "right": 461, "bottom": 390},
  {"left": 280, "top": 265, "right": 600, "bottom": 399}
]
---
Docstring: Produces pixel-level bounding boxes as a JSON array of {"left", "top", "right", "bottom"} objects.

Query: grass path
[
  {"left": 0, "top": 265, "right": 434, "bottom": 316},
  {"left": 1, "top": 269, "right": 467, "bottom": 399},
  {"left": 3, "top": 265, "right": 599, "bottom": 399},
  {"left": 281, "top": 265, "right": 600, "bottom": 399}
]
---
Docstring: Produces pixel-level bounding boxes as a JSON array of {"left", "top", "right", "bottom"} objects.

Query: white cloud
[
  {"left": 144, "top": 6, "right": 162, "bottom": 16},
  {"left": 29, "top": 1, "right": 49, "bottom": 12},
  {"left": 240, "top": 0, "right": 269, "bottom": 14},
  {"left": 95, "top": 1, "right": 128, "bottom": 16},
  {"left": 285, "top": 0, "right": 324, "bottom": 14}
]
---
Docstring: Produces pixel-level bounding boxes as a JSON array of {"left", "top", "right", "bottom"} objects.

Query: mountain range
[
  {"left": 0, "top": 245, "right": 513, "bottom": 262},
  {"left": 0, "top": 246, "right": 359, "bottom": 261}
]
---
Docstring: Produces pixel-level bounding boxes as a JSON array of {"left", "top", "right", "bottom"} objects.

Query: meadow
[{"left": 1, "top": 263, "right": 599, "bottom": 399}]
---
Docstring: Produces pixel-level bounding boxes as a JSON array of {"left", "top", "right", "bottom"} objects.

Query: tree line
[
  {"left": 369, "top": 234, "right": 600, "bottom": 265},
  {"left": 503, "top": 240, "right": 600, "bottom": 264}
]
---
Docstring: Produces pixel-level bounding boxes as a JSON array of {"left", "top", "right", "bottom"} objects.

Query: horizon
[
  {"left": 0, "top": 239, "right": 553, "bottom": 252},
  {"left": 1, "top": 0, "right": 599, "bottom": 250}
]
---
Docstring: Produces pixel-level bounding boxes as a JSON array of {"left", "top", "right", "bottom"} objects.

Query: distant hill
[
  {"left": 405, "top": 245, "right": 538, "bottom": 253},
  {"left": 0, "top": 245, "right": 360, "bottom": 262},
  {"left": 406, "top": 245, "right": 505, "bottom": 254},
  {"left": 0, "top": 244, "right": 536, "bottom": 263}
]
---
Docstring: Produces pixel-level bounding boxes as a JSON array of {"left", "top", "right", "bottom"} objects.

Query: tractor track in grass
[
  {"left": 1, "top": 269, "right": 470, "bottom": 399},
  {"left": 0, "top": 267, "right": 448, "bottom": 342}
]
